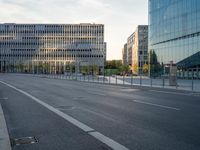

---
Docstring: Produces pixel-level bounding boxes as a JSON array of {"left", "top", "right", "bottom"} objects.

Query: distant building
[
  {"left": 0, "top": 23, "right": 106, "bottom": 74},
  {"left": 132, "top": 25, "right": 148, "bottom": 75},
  {"left": 122, "top": 43, "right": 127, "bottom": 65},
  {"left": 123, "top": 25, "right": 148, "bottom": 75},
  {"left": 127, "top": 33, "right": 134, "bottom": 66},
  {"left": 149, "top": 0, "right": 200, "bottom": 78}
]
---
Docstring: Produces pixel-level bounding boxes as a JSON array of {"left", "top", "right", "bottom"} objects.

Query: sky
[{"left": 0, "top": 0, "right": 148, "bottom": 60}]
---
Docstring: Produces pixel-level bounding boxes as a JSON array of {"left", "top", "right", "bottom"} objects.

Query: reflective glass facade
[{"left": 149, "top": 0, "right": 200, "bottom": 77}]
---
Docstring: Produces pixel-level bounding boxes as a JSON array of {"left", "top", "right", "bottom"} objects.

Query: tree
[
  {"left": 149, "top": 50, "right": 162, "bottom": 77},
  {"left": 133, "top": 63, "right": 138, "bottom": 74},
  {"left": 105, "top": 60, "right": 122, "bottom": 69},
  {"left": 143, "top": 63, "right": 149, "bottom": 74}
]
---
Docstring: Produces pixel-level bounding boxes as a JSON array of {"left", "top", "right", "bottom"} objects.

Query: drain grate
[{"left": 11, "top": 136, "right": 38, "bottom": 146}]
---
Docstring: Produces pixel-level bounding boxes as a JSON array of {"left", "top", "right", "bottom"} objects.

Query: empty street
[{"left": 0, "top": 74, "right": 200, "bottom": 150}]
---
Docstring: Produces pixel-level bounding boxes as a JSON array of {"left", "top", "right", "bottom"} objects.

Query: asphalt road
[{"left": 0, "top": 74, "right": 200, "bottom": 150}]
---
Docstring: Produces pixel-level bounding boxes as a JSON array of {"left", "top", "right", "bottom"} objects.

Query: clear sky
[{"left": 0, "top": 0, "right": 148, "bottom": 60}]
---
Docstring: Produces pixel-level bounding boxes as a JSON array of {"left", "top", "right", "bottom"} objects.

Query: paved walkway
[{"left": 0, "top": 103, "right": 11, "bottom": 150}]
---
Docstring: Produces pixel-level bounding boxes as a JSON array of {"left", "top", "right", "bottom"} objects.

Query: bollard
[
  {"left": 123, "top": 75, "right": 125, "bottom": 85},
  {"left": 140, "top": 76, "right": 142, "bottom": 86},
  {"left": 116, "top": 76, "right": 117, "bottom": 85},
  {"left": 150, "top": 78, "right": 152, "bottom": 87},
  {"left": 109, "top": 75, "right": 111, "bottom": 84}
]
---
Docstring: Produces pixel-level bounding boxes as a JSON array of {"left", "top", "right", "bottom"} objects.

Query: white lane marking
[
  {"left": 120, "top": 89, "right": 139, "bottom": 92},
  {"left": 0, "top": 81, "right": 129, "bottom": 150},
  {"left": 87, "top": 92, "right": 106, "bottom": 96},
  {"left": 133, "top": 100, "right": 180, "bottom": 111},
  {"left": 149, "top": 90, "right": 198, "bottom": 96},
  {"left": 0, "top": 97, "right": 8, "bottom": 100},
  {"left": 89, "top": 131, "right": 129, "bottom": 150}
]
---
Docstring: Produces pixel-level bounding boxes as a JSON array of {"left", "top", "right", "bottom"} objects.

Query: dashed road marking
[
  {"left": 133, "top": 100, "right": 180, "bottom": 111},
  {"left": 0, "top": 97, "right": 8, "bottom": 100}
]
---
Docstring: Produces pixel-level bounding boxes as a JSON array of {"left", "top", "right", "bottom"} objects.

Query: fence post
[
  {"left": 131, "top": 75, "right": 133, "bottom": 88},
  {"left": 162, "top": 78, "right": 165, "bottom": 88},
  {"left": 192, "top": 69, "right": 194, "bottom": 91}
]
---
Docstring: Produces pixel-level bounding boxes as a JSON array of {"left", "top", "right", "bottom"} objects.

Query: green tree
[
  {"left": 143, "top": 63, "right": 149, "bottom": 74},
  {"left": 149, "top": 50, "right": 162, "bottom": 77}
]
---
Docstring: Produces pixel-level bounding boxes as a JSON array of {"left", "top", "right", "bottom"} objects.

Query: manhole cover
[{"left": 11, "top": 136, "right": 38, "bottom": 146}]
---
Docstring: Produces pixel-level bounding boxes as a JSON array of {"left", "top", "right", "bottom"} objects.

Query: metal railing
[{"left": 31, "top": 73, "right": 200, "bottom": 92}]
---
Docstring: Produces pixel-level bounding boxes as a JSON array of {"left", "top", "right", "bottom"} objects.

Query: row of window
[
  {"left": 0, "top": 42, "right": 103, "bottom": 46},
  {"left": 0, "top": 24, "right": 103, "bottom": 30},
  {"left": 10, "top": 49, "right": 35, "bottom": 51},
  {"left": 0, "top": 54, "right": 104, "bottom": 58},
  {"left": 9, "top": 49, "right": 94, "bottom": 52},
  {"left": 0, "top": 31, "right": 104, "bottom": 34}
]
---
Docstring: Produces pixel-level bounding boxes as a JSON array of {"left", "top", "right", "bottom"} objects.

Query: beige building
[
  {"left": 122, "top": 43, "right": 127, "bottom": 65},
  {"left": 123, "top": 25, "right": 148, "bottom": 75}
]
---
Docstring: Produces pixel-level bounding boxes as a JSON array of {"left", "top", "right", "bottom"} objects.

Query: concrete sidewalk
[{"left": 0, "top": 104, "right": 11, "bottom": 150}]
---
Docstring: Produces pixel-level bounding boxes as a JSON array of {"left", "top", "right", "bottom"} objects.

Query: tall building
[
  {"left": 122, "top": 43, "right": 127, "bottom": 65},
  {"left": 149, "top": 0, "right": 200, "bottom": 78},
  {"left": 127, "top": 33, "right": 134, "bottom": 66},
  {"left": 0, "top": 23, "right": 106, "bottom": 74},
  {"left": 132, "top": 25, "right": 148, "bottom": 74},
  {"left": 124, "top": 25, "right": 148, "bottom": 74}
]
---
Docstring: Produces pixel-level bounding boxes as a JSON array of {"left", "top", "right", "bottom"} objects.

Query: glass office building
[
  {"left": 149, "top": 0, "right": 200, "bottom": 78},
  {"left": 0, "top": 23, "right": 106, "bottom": 74}
]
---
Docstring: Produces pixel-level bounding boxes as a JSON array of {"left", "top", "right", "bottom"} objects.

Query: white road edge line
[
  {"left": 133, "top": 100, "right": 180, "bottom": 111},
  {"left": 0, "top": 81, "right": 129, "bottom": 150}
]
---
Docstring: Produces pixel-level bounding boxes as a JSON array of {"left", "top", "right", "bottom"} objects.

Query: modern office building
[
  {"left": 132, "top": 25, "right": 148, "bottom": 74},
  {"left": 149, "top": 0, "right": 200, "bottom": 78},
  {"left": 127, "top": 33, "right": 134, "bottom": 66},
  {"left": 0, "top": 23, "right": 106, "bottom": 74},
  {"left": 124, "top": 25, "right": 148, "bottom": 74},
  {"left": 122, "top": 43, "right": 128, "bottom": 65}
]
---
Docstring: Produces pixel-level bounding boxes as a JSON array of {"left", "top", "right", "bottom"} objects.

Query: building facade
[
  {"left": 127, "top": 33, "right": 134, "bottom": 66},
  {"left": 0, "top": 23, "right": 106, "bottom": 74},
  {"left": 124, "top": 25, "right": 148, "bottom": 75},
  {"left": 132, "top": 25, "right": 148, "bottom": 75},
  {"left": 122, "top": 43, "right": 128, "bottom": 65},
  {"left": 149, "top": 0, "right": 200, "bottom": 78}
]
